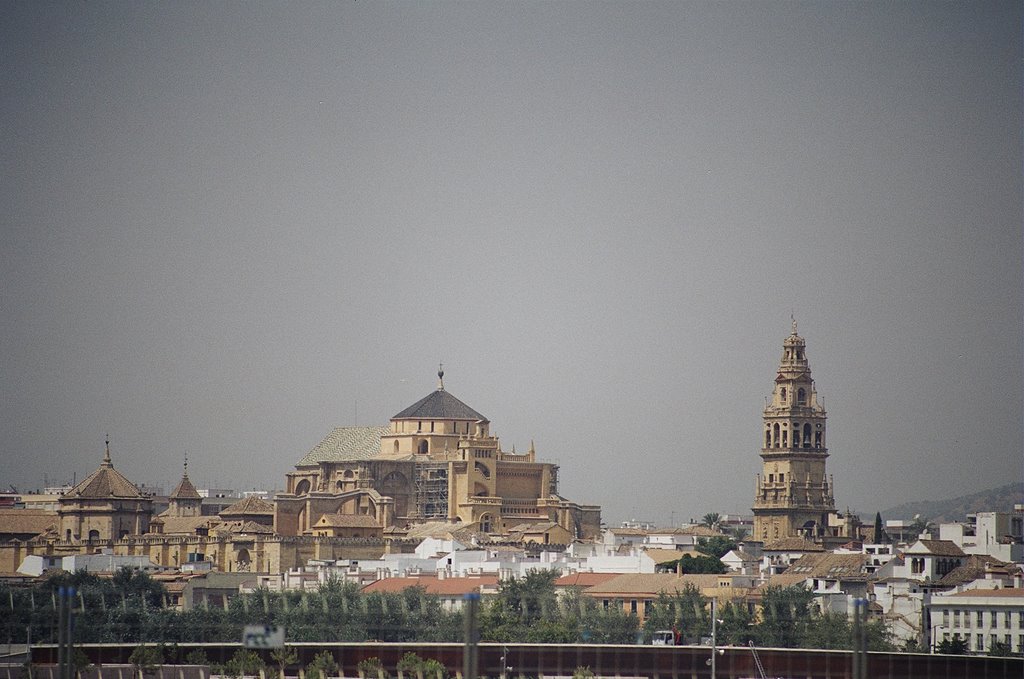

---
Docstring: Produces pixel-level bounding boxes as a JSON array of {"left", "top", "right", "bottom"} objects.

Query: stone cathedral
[{"left": 752, "top": 322, "right": 858, "bottom": 545}]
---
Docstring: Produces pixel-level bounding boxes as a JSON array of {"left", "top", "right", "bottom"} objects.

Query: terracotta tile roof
[
  {"left": 64, "top": 456, "right": 145, "bottom": 499},
  {"left": 221, "top": 520, "right": 274, "bottom": 535},
  {"left": 644, "top": 548, "right": 691, "bottom": 565},
  {"left": 785, "top": 553, "right": 869, "bottom": 580},
  {"left": 219, "top": 496, "right": 274, "bottom": 517},
  {"left": 152, "top": 516, "right": 217, "bottom": 535},
  {"left": 676, "top": 526, "right": 727, "bottom": 537},
  {"left": 762, "top": 537, "right": 825, "bottom": 552},
  {"left": 297, "top": 426, "right": 390, "bottom": 466},
  {"left": 760, "top": 574, "right": 809, "bottom": 590},
  {"left": 361, "top": 574, "right": 498, "bottom": 596},
  {"left": 169, "top": 474, "right": 201, "bottom": 500},
  {"left": 315, "top": 513, "right": 381, "bottom": 528},
  {"left": 942, "top": 587, "right": 1024, "bottom": 598},
  {"left": 936, "top": 555, "right": 1015, "bottom": 587},
  {"left": 908, "top": 539, "right": 966, "bottom": 557},
  {"left": 0, "top": 509, "right": 58, "bottom": 538},
  {"left": 584, "top": 573, "right": 724, "bottom": 596},
  {"left": 555, "top": 572, "right": 620, "bottom": 588}
]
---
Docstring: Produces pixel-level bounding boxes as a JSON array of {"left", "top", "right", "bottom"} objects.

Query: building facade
[
  {"left": 275, "top": 370, "right": 601, "bottom": 539},
  {"left": 752, "top": 322, "right": 843, "bottom": 544},
  {"left": 57, "top": 439, "right": 153, "bottom": 542}
]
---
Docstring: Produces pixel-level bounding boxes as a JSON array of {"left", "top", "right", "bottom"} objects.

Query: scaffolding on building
[{"left": 413, "top": 462, "right": 449, "bottom": 519}]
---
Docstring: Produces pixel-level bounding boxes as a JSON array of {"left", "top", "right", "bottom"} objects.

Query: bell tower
[{"left": 752, "top": 320, "right": 835, "bottom": 543}]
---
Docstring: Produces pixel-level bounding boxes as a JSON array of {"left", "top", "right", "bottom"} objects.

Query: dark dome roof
[{"left": 392, "top": 389, "right": 488, "bottom": 422}]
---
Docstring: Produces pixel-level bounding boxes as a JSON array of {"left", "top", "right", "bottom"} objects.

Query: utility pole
[
  {"left": 711, "top": 597, "right": 718, "bottom": 679},
  {"left": 462, "top": 593, "right": 479, "bottom": 679}
]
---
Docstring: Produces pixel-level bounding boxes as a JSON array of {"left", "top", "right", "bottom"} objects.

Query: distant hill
[{"left": 879, "top": 482, "right": 1023, "bottom": 524}]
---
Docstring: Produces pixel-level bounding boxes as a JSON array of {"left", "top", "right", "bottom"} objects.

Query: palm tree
[{"left": 700, "top": 512, "right": 722, "bottom": 530}]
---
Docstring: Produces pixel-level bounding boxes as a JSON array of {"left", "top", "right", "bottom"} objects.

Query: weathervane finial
[
  {"left": 791, "top": 312, "right": 798, "bottom": 335},
  {"left": 103, "top": 434, "right": 112, "bottom": 467},
  {"left": 437, "top": 362, "right": 445, "bottom": 390}
]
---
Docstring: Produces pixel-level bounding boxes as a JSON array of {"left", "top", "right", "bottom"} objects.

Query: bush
[
  {"left": 220, "top": 649, "right": 265, "bottom": 679},
  {"left": 129, "top": 645, "right": 164, "bottom": 677},
  {"left": 306, "top": 651, "right": 339, "bottom": 679},
  {"left": 184, "top": 650, "right": 209, "bottom": 666},
  {"left": 420, "top": 659, "right": 447, "bottom": 679},
  {"left": 396, "top": 653, "right": 422, "bottom": 677},
  {"left": 356, "top": 657, "right": 387, "bottom": 679}
]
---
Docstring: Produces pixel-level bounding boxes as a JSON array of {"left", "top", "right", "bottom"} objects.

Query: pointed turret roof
[
  {"left": 392, "top": 368, "right": 488, "bottom": 421},
  {"left": 170, "top": 460, "right": 201, "bottom": 501},
  {"left": 64, "top": 438, "right": 147, "bottom": 500}
]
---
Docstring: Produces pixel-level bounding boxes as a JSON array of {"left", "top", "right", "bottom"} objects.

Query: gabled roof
[
  {"left": 297, "top": 426, "right": 390, "bottom": 466},
  {"left": 785, "top": 552, "right": 870, "bottom": 580},
  {"left": 906, "top": 539, "right": 966, "bottom": 557},
  {"left": 392, "top": 388, "right": 488, "bottom": 422},
  {"left": 219, "top": 496, "right": 274, "bottom": 517},
  {"left": 64, "top": 448, "right": 146, "bottom": 500},
  {"left": 935, "top": 555, "right": 1013, "bottom": 587}
]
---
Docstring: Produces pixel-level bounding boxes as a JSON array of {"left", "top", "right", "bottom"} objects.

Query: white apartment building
[{"left": 929, "top": 588, "right": 1024, "bottom": 654}]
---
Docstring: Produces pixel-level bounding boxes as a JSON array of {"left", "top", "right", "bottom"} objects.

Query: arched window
[
  {"left": 793, "top": 422, "right": 800, "bottom": 448},
  {"left": 474, "top": 461, "right": 491, "bottom": 478},
  {"left": 815, "top": 431, "right": 822, "bottom": 448},
  {"left": 88, "top": 529, "right": 100, "bottom": 541},
  {"left": 772, "top": 423, "right": 780, "bottom": 447},
  {"left": 803, "top": 423, "right": 812, "bottom": 446},
  {"left": 394, "top": 440, "right": 400, "bottom": 453},
  {"left": 295, "top": 479, "right": 311, "bottom": 495},
  {"left": 781, "top": 387, "right": 787, "bottom": 402},
  {"left": 480, "top": 514, "right": 492, "bottom": 533},
  {"left": 797, "top": 388, "right": 807, "bottom": 405},
  {"left": 765, "top": 429, "right": 771, "bottom": 447},
  {"left": 782, "top": 429, "right": 788, "bottom": 447},
  {"left": 417, "top": 440, "right": 428, "bottom": 454}
]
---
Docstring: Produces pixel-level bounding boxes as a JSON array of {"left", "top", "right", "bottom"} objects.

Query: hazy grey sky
[{"left": 2, "top": 1, "right": 1020, "bottom": 525}]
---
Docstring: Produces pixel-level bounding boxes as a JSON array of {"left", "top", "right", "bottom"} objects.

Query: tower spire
[{"left": 102, "top": 434, "right": 113, "bottom": 468}]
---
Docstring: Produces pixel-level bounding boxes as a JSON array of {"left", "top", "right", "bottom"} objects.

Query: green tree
[
  {"left": 696, "top": 536, "right": 737, "bottom": 559},
  {"left": 936, "top": 636, "right": 969, "bottom": 655},
  {"left": 715, "top": 600, "right": 754, "bottom": 646},
  {"left": 480, "top": 570, "right": 560, "bottom": 642},
  {"left": 988, "top": 640, "right": 1013, "bottom": 657},
  {"left": 756, "top": 585, "right": 815, "bottom": 648},
  {"left": 270, "top": 647, "right": 298, "bottom": 678},
  {"left": 642, "top": 585, "right": 709, "bottom": 644},
  {"left": 663, "top": 553, "right": 729, "bottom": 573},
  {"left": 872, "top": 512, "right": 886, "bottom": 543}
]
